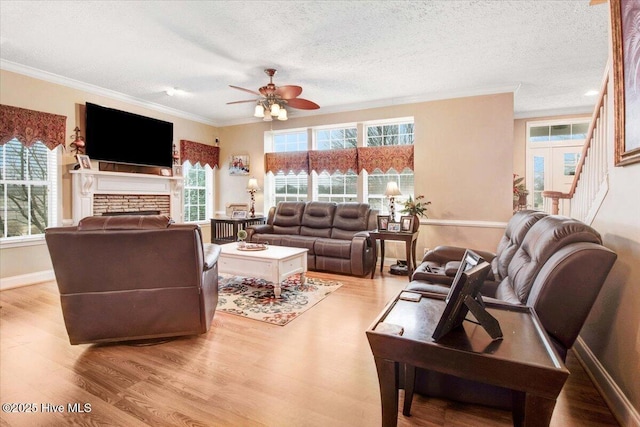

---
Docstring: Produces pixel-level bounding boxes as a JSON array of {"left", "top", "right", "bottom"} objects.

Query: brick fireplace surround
[{"left": 70, "top": 169, "right": 183, "bottom": 224}]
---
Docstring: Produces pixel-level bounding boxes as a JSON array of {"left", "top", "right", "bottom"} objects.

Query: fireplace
[{"left": 70, "top": 169, "right": 183, "bottom": 224}]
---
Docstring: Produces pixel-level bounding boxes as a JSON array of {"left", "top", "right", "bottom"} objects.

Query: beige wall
[
  {"left": 580, "top": 71, "right": 640, "bottom": 416},
  {"left": 220, "top": 93, "right": 515, "bottom": 257},
  {"left": 0, "top": 70, "right": 217, "bottom": 279}
]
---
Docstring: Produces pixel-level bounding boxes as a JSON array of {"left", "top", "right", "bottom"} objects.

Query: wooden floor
[{"left": 0, "top": 272, "right": 619, "bottom": 427}]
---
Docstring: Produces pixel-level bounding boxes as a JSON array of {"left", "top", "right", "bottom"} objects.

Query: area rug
[{"left": 217, "top": 274, "right": 342, "bottom": 326}]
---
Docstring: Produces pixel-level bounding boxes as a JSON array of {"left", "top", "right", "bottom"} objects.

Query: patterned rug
[{"left": 217, "top": 274, "right": 343, "bottom": 326}]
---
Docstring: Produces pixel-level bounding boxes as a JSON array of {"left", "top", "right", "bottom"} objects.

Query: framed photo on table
[
  {"left": 377, "top": 215, "right": 390, "bottom": 230},
  {"left": 400, "top": 216, "right": 414, "bottom": 232},
  {"left": 387, "top": 222, "right": 401, "bottom": 232},
  {"left": 231, "top": 210, "right": 248, "bottom": 219}
]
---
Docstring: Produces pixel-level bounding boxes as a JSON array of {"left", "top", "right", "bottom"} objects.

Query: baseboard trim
[
  {"left": 573, "top": 337, "right": 640, "bottom": 427},
  {"left": 0, "top": 270, "right": 55, "bottom": 291}
]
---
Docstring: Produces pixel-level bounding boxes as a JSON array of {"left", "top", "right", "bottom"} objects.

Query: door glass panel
[
  {"left": 533, "top": 156, "right": 545, "bottom": 209},
  {"left": 530, "top": 126, "right": 549, "bottom": 142},
  {"left": 550, "top": 125, "right": 571, "bottom": 141},
  {"left": 563, "top": 153, "right": 580, "bottom": 176}
]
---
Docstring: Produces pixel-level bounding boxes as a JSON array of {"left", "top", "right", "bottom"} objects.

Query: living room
[{"left": 1, "top": 1, "right": 639, "bottom": 426}]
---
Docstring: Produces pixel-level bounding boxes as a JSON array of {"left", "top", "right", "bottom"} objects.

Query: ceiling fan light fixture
[
  {"left": 277, "top": 108, "right": 288, "bottom": 121},
  {"left": 263, "top": 110, "right": 273, "bottom": 122},
  {"left": 254, "top": 104, "right": 264, "bottom": 118},
  {"left": 270, "top": 102, "right": 280, "bottom": 116}
]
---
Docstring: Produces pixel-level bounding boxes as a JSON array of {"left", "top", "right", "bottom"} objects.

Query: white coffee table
[{"left": 218, "top": 243, "right": 308, "bottom": 298}]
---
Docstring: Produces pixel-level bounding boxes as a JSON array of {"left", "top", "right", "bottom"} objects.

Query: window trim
[{"left": 0, "top": 140, "right": 60, "bottom": 245}]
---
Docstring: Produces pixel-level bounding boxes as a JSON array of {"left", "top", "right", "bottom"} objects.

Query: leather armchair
[{"left": 45, "top": 215, "right": 220, "bottom": 345}]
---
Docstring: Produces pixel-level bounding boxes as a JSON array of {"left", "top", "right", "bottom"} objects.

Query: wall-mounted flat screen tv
[{"left": 85, "top": 102, "right": 173, "bottom": 168}]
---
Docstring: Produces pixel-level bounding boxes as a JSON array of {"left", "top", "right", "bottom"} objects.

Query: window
[
  {"left": 273, "top": 131, "right": 308, "bottom": 203},
  {"left": 265, "top": 119, "right": 414, "bottom": 211},
  {"left": 315, "top": 126, "right": 358, "bottom": 203},
  {"left": 529, "top": 122, "right": 589, "bottom": 142},
  {"left": 0, "top": 139, "right": 58, "bottom": 240},
  {"left": 182, "top": 161, "right": 213, "bottom": 222},
  {"left": 364, "top": 121, "right": 415, "bottom": 214}
]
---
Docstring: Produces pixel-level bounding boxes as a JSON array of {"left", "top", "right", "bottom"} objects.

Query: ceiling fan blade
[
  {"left": 275, "top": 85, "right": 303, "bottom": 100},
  {"left": 226, "top": 100, "right": 258, "bottom": 105},
  {"left": 229, "top": 85, "right": 261, "bottom": 97},
  {"left": 286, "top": 98, "right": 320, "bottom": 110}
]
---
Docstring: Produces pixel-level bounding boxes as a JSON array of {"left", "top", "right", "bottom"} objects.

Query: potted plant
[
  {"left": 513, "top": 174, "right": 528, "bottom": 211},
  {"left": 400, "top": 195, "right": 431, "bottom": 231},
  {"left": 237, "top": 229, "right": 247, "bottom": 248}
]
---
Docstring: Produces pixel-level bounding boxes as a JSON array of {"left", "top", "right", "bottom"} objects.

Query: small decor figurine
[
  {"left": 68, "top": 126, "right": 85, "bottom": 155},
  {"left": 237, "top": 229, "right": 247, "bottom": 248}
]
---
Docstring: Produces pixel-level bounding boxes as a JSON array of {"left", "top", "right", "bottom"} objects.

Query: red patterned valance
[
  {"left": 265, "top": 152, "right": 310, "bottom": 174},
  {"left": 0, "top": 104, "right": 67, "bottom": 150},
  {"left": 309, "top": 148, "right": 358, "bottom": 174},
  {"left": 180, "top": 139, "right": 219, "bottom": 168},
  {"left": 357, "top": 145, "right": 414, "bottom": 173}
]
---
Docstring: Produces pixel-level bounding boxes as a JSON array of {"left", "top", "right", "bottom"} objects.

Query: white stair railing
[{"left": 543, "top": 72, "right": 610, "bottom": 224}]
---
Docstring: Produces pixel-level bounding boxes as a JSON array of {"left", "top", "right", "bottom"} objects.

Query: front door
[{"left": 525, "top": 120, "right": 588, "bottom": 215}]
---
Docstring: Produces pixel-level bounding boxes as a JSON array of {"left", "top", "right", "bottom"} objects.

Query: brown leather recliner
[
  {"left": 45, "top": 215, "right": 221, "bottom": 345},
  {"left": 405, "top": 215, "right": 617, "bottom": 409},
  {"left": 412, "top": 210, "right": 548, "bottom": 294}
]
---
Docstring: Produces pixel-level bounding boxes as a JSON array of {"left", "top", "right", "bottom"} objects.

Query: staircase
[{"left": 542, "top": 70, "right": 610, "bottom": 224}]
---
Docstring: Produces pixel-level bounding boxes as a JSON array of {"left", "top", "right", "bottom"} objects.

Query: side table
[
  {"left": 369, "top": 230, "right": 419, "bottom": 279},
  {"left": 210, "top": 216, "right": 266, "bottom": 244},
  {"left": 366, "top": 291, "right": 569, "bottom": 427}
]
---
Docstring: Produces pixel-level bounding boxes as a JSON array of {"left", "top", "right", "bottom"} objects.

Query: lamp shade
[
  {"left": 246, "top": 178, "right": 260, "bottom": 192},
  {"left": 277, "top": 108, "right": 288, "bottom": 121},
  {"left": 384, "top": 181, "right": 402, "bottom": 197},
  {"left": 254, "top": 104, "right": 264, "bottom": 118}
]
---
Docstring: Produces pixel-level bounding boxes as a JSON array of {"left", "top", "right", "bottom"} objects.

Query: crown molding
[
  {"left": 217, "top": 83, "right": 522, "bottom": 127},
  {"left": 0, "top": 60, "right": 219, "bottom": 127},
  {"left": 514, "top": 106, "right": 594, "bottom": 120}
]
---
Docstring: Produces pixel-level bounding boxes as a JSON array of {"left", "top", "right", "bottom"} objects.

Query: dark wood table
[
  {"left": 210, "top": 216, "right": 266, "bottom": 244},
  {"left": 366, "top": 291, "right": 569, "bottom": 427},
  {"left": 369, "top": 230, "right": 419, "bottom": 279}
]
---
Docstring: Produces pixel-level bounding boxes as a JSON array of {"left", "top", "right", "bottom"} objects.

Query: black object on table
[
  {"left": 210, "top": 216, "right": 266, "bottom": 244},
  {"left": 366, "top": 291, "right": 569, "bottom": 427}
]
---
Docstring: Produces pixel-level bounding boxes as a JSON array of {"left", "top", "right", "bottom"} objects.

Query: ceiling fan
[{"left": 227, "top": 68, "right": 319, "bottom": 121}]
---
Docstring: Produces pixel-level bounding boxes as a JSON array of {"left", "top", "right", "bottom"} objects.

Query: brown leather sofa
[
  {"left": 45, "top": 215, "right": 220, "bottom": 345},
  {"left": 246, "top": 201, "right": 376, "bottom": 276},
  {"left": 405, "top": 214, "right": 617, "bottom": 409}
]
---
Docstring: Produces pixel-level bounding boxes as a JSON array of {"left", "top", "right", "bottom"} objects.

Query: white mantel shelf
[{"left": 70, "top": 169, "right": 184, "bottom": 224}]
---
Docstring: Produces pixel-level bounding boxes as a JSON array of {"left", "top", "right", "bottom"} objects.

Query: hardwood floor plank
[{"left": 0, "top": 274, "right": 620, "bottom": 427}]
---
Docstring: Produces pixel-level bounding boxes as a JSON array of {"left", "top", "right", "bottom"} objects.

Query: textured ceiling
[{"left": 0, "top": 1, "right": 609, "bottom": 126}]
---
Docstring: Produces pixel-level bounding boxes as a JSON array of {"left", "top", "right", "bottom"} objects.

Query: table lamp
[
  {"left": 385, "top": 181, "right": 402, "bottom": 221},
  {"left": 246, "top": 178, "right": 260, "bottom": 218}
]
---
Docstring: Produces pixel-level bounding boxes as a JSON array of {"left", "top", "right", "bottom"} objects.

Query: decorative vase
[{"left": 412, "top": 215, "right": 421, "bottom": 232}]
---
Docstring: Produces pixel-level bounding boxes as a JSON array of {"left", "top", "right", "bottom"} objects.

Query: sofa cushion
[
  {"left": 314, "top": 237, "right": 352, "bottom": 259},
  {"left": 491, "top": 210, "right": 547, "bottom": 281},
  {"left": 496, "top": 216, "right": 602, "bottom": 303},
  {"left": 280, "top": 235, "right": 318, "bottom": 254},
  {"left": 300, "top": 201, "right": 336, "bottom": 238},
  {"left": 77, "top": 214, "right": 171, "bottom": 231},
  {"left": 331, "top": 203, "right": 370, "bottom": 240},
  {"left": 272, "top": 201, "right": 305, "bottom": 235}
]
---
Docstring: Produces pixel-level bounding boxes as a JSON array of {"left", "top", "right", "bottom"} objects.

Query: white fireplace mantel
[{"left": 70, "top": 169, "right": 183, "bottom": 224}]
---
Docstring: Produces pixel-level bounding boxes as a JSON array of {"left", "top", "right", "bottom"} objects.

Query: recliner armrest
[
  {"left": 423, "top": 245, "right": 496, "bottom": 264},
  {"left": 203, "top": 243, "right": 221, "bottom": 271}
]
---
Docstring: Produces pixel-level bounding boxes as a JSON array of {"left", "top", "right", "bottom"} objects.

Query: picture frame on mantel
[
  {"left": 612, "top": 0, "right": 640, "bottom": 166},
  {"left": 77, "top": 154, "right": 92, "bottom": 169}
]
